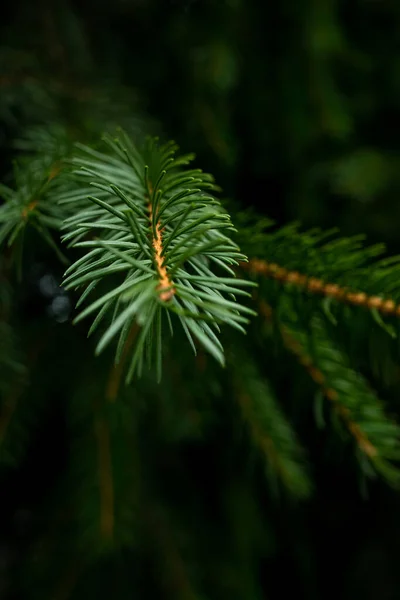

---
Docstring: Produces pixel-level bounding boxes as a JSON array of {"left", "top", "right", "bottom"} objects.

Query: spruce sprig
[{"left": 59, "top": 131, "right": 256, "bottom": 382}]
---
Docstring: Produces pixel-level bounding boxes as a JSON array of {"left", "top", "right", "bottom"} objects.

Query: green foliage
[
  {"left": 238, "top": 212, "right": 400, "bottom": 341},
  {"left": 3, "top": 122, "right": 400, "bottom": 597},
  {"left": 3, "top": 1, "right": 400, "bottom": 598},
  {"left": 0, "top": 135, "right": 69, "bottom": 270},
  {"left": 231, "top": 350, "right": 312, "bottom": 500},
  {"left": 58, "top": 132, "right": 256, "bottom": 381},
  {"left": 281, "top": 313, "right": 400, "bottom": 486}
]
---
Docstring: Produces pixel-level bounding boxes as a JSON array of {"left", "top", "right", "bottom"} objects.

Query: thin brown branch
[
  {"left": 148, "top": 195, "right": 175, "bottom": 302},
  {"left": 243, "top": 259, "right": 399, "bottom": 317},
  {"left": 259, "top": 299, "right": 377, "bottom": 458}
]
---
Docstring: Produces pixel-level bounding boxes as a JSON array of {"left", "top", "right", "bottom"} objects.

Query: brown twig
[
  {"left": 148, "top": 199, "right": 175, "bottom": 302},
  {"left": 243, "top": 259, "right": 398, "bottom": 317},
  {"left": 259, "top": 299, "right": 377, "bottom": 458}
]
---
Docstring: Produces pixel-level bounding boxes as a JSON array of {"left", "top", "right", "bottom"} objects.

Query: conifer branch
[
  {"left": 244, "top": 259, "right": 400, "bottom": 317},
  {"left": 0, "top": 142, "right": 70, "bottom": 269},
  {"left": 237, "top": 390, "right": 312, "bottom": 495},
  {"left": 232, "top": 354, "right": 312, "bottom": 499},
  {"left": 58, "top": 131, "right": 256, "bottom": 380},
  {"left": 257, "top": 299, "right": 400, "bottom": 484},
  {"left": 277, "top": 316, "right": 377, "bottom": 458}
]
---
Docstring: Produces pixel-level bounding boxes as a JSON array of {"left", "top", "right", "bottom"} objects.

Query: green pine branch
[
  {"left": 57, "top": 131, "right": 256, "bottom": 382},
  {"left": 0, "top": 149, "right": 69, "bottom": 270},
  {"left": 275, "top": 307, "right": 400, "bottom": 487},
  {"left": 230, "top": 350, "right": 312, "bottom": 500}
]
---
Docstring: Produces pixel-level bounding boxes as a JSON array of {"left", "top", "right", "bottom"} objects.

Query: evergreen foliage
[
  {"left": 2, "top": 1, "right": 400, "bottom": 598},
  {"left": 59, "top": 132, "right": 255, "bottom": 381}
]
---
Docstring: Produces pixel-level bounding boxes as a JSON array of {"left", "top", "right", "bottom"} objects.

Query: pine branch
[
  {"left": 58, "top": 131, "right": 256, "bottom": 381},
  {"left": 231, "top": 352, "right": 312, "bottom": 499},
  {"left": 236, "top": 216, "right": 400, "bottom": 334},
  {"left": 279, "top": 319, "right": 377, "bottom": 458},
  {"left": 261, "top": 299, "right": 400, "bottom": 487},
  {"left": 244, "top": 258, "right": 400, "bottom": 318},
  {"left": 0, "top": 131, "right": 70, "bottom": 270}
]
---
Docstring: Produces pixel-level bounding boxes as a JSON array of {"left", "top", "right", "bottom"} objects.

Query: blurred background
[{"left": 1, "top": 0, "right": 400, "bottom": 598}]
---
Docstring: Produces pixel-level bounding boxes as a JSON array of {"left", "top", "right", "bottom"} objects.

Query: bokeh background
[{"left": 2, "top": 1, "right": 400, "bottom": 598}]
